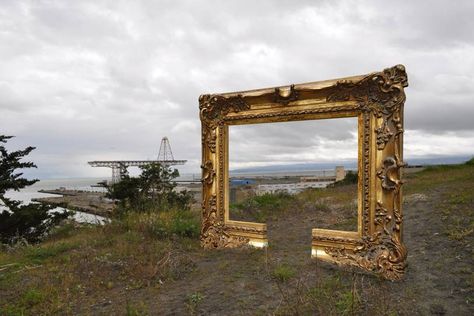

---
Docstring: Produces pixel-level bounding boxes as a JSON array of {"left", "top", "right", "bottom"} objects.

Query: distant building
[
  {"left": 300, "top": 166, "right": 346, "bottom": 183},
  {"left": 335, "top": 166, "right": 346, "bottom": 182},
  {"left": 256, "top": 181, "right": 332, "bottom": 195},
  {"left": 256, "top": 166, "right": 348, "bottom": 195},
  {"left": 230, "top": 179, "right": 256, "bottom": 186}
]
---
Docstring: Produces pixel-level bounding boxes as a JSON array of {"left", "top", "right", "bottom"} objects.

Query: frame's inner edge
[{"left": 224, "top": 110, "right": 363, "bottom": 249}]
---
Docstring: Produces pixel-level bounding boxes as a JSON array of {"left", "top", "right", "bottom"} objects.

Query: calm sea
[
  {"left": 5, "top": 174, "right": 202, "bottom": 203},
  {"left": 4, "top": 178, "right": 110, "bottom": 224}
]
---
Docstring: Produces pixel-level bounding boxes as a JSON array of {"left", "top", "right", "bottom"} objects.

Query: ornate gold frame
[{"left": 199, "top": 65, "right": 408, "bottom": 280}]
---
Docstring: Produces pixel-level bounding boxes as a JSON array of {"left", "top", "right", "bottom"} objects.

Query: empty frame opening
[{"left": 228, "top": 117, "right": 359, "bottom": 233}]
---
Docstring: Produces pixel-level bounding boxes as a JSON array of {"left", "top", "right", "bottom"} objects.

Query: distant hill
[
  {"left": 230, "top": 155, "right": 473, "bottom": 174},
  {"left": 230, "top": 161, "right": 357, "bottom": 175},
  {"left": 405, "top": 155, "right": 473, "bottom": 166}
]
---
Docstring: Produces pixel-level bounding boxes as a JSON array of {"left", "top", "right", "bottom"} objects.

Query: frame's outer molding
[{"left": 199, "top": 65, "right": 408, "bottom": 280}]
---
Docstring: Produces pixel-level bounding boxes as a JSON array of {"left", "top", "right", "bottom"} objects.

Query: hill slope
[{"left": 1, "top": 160, "right": 473, "bottom": 315}]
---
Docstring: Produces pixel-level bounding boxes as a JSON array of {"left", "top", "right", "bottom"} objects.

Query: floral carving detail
[
  {"left": 375, "top": 120, "right": 393, "bottom": 150},
  {"left": 377, "top": 155, "right": 406, "bottom": 192},
  {"left": 325, "top": 151, "right": 407, "bottom": 280},
  {"left": 202, "top": 125, "right": 216, "bottom": 153},
  {"left": 325, "top": 231, "right": 407, "bottom": 281},
  {"left": 392, "top": 111, "right": 404, "bottom": 136},
  {"left": 199, "top": 94, "right": 250, "bottom": 124},
  {"left": 201, "top": 225, "right": 250, "bottom": 249},
  {"left": 200, "top": 195, "right": 249, "bottom": 248},
  {"left": 200, "top": 195, "right": 250, "bottom": 248},
  {"left": 375, "top": 201, "right": 391, "bottom": 235},
  {"left": 201, "top": 160, "right": 215, "bottom": 185},
  {"left": 201, "top": 194, "right": 218, "bottom": 237},
  {"left": 327, "top": 64, "right": 408, "bottom": 150},
  {"left": 322, "top": 65, "right": 408, "bottom": 280},
  {"left": 199, "top": 65, "right": 408, "bottom": 279}
]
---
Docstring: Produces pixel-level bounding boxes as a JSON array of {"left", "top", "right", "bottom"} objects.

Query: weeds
[
  {"left": 186, "top": 292, "right": 204, "bottom": 315},
  {"left": 21, "top": 288, "right": 45, "bottom": 307},
  {"left": 230, "top": 192, "right": 296, "bottom": 222},
  {"left": 125, "top": 300, "right": 149, "bottom": 316},
  {"left": 116, "top": 209, "right": 200, "bottom": 239},
  {"left": 446, "top": 226, "right": 474, "bottom": 241},
  {"left": 272, "top": 263, "right": 296, "bottom": 283},
  {"left": 1, "top": 160, "right": 473, "bottom": 314},
  {"left": 25, "top": 242, "right": 78, "bottom": 264}
]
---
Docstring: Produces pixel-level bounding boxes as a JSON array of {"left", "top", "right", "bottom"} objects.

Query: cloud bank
[{"left": 0, "top": 0, "right": 473, "bottom": 178}]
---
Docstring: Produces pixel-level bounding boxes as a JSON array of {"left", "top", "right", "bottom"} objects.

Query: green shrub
[
  {"left": 118, "top": 209, "right": 199, "bottom": 239},
  {"left": 335, "top": 290, "right": 359, "bottom": 315},
  {"left": 331, "top": 170, "right": 358, "bottom": 187},
  {"left": 231, "top": 192, "right": 295, "bottom": 222},
  {"left": 25, "top": 242, "right": 78, "bottom": 264},
  {"left": 21, "top": 288, "right": 45, "bottom": 307},
  {"left": 170, "top": 211, "right": 200, "bottom": 238},
  {"left": 107, "top": 163, "right": 194, "bottom": 214},
  {"left": 272, "top": 264, "right": 296, "bottom": 282}
]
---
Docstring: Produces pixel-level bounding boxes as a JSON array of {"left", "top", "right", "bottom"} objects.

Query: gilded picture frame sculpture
[{"left": 199, "top": 65, "right": 408, "bottom": 280}]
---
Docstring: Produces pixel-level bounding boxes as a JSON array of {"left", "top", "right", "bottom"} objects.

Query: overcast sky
[{"left": 1, "top": 0, "right": 473, "bottom": 178}]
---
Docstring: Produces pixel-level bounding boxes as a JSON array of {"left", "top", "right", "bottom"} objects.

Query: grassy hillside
[{"left": 1, "top": 160, "right": 473, "bottom": 315}]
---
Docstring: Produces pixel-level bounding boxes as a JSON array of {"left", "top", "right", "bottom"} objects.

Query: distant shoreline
[{"left": 29, "top": 155, "right": 473, "bottom": 181}]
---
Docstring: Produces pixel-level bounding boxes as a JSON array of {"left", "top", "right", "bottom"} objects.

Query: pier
[{"left": 88, "top": 137, "right": 186, "bottom": 184}]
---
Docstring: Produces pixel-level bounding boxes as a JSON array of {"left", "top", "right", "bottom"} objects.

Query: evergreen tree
[
  {"left": 107, "top": 163, "right": 193, "bottom": 212},
  {"left": 0, "top": 135, "right": 71, "bottom": 244}
]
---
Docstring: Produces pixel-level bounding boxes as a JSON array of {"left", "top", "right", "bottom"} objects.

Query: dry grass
[
  {"left": 1, "top": 160, "right": 473, "bottom": 314},
  {"left": 0, "top": 213, "right": 199, "bottom": 315}
]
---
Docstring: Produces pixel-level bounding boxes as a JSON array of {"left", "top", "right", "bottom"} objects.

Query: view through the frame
[{"left": 228, "top": 117, "right": 359, "bottom": 241}]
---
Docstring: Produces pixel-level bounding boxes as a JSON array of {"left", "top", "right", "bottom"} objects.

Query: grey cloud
[
  {"left": 229, "top": 119, "right": 358, "bottom": 165},
  {"left": 0, "top": 0, "right": 473, "bottom": 178}
]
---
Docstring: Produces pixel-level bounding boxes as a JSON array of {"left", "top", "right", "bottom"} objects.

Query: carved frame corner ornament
[{"left": 199, "top": 65, "right": 409, "bottom": 280}]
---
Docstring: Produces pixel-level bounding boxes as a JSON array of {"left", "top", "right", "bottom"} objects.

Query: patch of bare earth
[
  {"left": 143, "top": 182, "right": 473, "bottom": 315},
  {"left": 1, "top": 165, "right": 473, "bottom": 315}
]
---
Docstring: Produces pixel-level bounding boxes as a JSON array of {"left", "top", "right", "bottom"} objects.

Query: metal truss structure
[{"left": 88, "top": 137, "right": 186, "bottom": 184}]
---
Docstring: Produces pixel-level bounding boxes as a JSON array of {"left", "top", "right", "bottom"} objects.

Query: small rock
[
  {"left": 429, "top": 303, "right": 446, "bottom": 315},
  {"left": 405, "top": 193, "right": 428, "bottom": 203}
]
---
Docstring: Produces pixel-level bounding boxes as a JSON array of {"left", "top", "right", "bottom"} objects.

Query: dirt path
[
  {"left": 392, "top": 187, "right": 473, "bottom": 315},
  {"left": 55, "top": 172, "right": 473, "bottom": 315},
  {"left": 139, "top": 184, "right": 473, "bottom": 315},
  {"left": 2, "top": 167, "right": 473, "bottom": 315}
]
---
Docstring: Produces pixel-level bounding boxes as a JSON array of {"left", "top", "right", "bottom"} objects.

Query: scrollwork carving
[
  {"left": 324, "top": 230, "right": 407, "bottom": 281},
  {"left": 201, "top": 194, "right": 218, "bottom": 238},
  {"left": 199, "top": 94, "right": 250, "bottom": 124},
  {"left": 200, "top": 65, "right": 408, "bottom": 280},
  {"left": 200, "top": 194, "right": 250, "bottom": 249},
  {"left": 202, "top": 125, "right": 216, "bottom": 153},
  {"left": 327, "top": 64, "right": 408, "bottom": 150},
  {"left": 375, "top": 120, "right": 393, "bottom": 150},
  {"left": 377, "top": 155, "right": 406, "bottom": 192},
  {"left": 325, "top": 151, "right": 407, "bottom": 280},
  {"left": 201, "top": 160, "right": 215, "bottom": 185}
]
